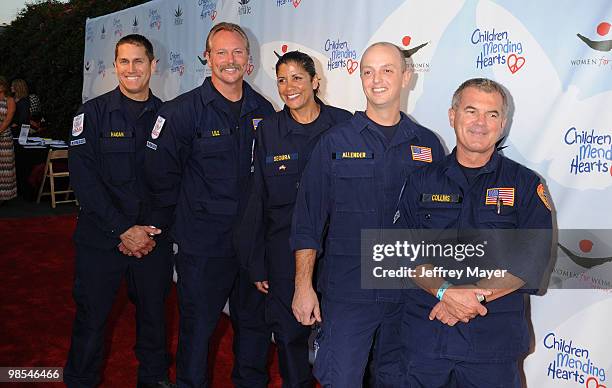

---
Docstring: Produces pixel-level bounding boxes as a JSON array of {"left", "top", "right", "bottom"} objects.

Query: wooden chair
[{"left": 36, "top": 148, "right": 78, "bottom": 208}]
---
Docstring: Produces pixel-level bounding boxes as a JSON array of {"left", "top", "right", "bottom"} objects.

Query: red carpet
[{"left": 0, "top": 215, "right": 282, "bottom": 387}]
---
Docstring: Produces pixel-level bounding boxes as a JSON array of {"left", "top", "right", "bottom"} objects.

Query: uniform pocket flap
[
  {"left": 477, "top": 207, "right": 517, "bottom": 223},
  {"left": 199, "top": 199, "right": 239, "bottom": 215},
  {"left": 327, "top": 238, "right": 361, "bottom": 256},
  {"left": 333, "top": 162, "right": 375, "bottom": 178},
  {"left": 100, "top": 137, "right": 135, "bottom": 153}
]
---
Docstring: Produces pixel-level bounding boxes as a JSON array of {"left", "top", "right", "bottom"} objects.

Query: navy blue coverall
[
  {"left": 290, "top": 111, "right": 444, "bottom": 387},
  {"left": 245, "top": 101, "right": 351, "bottom": 387},
  {"left": 65, "top": 87, "right": 174, "bottom": 387},
  {"left": 143, "top": 77, "right": 274, "bottom": 388},
  {"left": 396, "top": 149, "right": 553, "bottom": 388}
]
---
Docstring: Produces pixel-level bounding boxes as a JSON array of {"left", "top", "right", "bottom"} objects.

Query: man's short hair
[
  {"left": 115, "top": 34, "right": 154, "bottom": 62},
  {"left": 452, "top": 78, "right": 508, "bottom": 117},
  {"left": 205, "top": 22, "right": 250, "bottom": 54},
  {"left": 361, "top": 42, "right": 407, "bottom": 73}
]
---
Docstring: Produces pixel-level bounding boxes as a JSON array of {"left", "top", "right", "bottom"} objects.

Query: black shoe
[{"left": 137, "top": 379, "right": 177, "bottom": 388}]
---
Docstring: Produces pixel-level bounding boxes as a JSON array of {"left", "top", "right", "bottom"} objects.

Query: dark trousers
[
  {"left": 405, "top": 356, "right": 521, "bottom": 388},
  {"left": 313, "top": 298, "right": 403, "bottom": 388},
  {"left": 64, "top": 240, "right": 174, "bottom": 388},
  {"left": 175, "top": 255, "right": 271, "bottom": 388},
  {"left": 266, "top": 279, "right": 314, "bottom": 388}
]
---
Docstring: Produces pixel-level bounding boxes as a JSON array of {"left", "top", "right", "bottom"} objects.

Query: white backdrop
[{"left": 83, "top": 1, "right": 611, "bottom": 386}]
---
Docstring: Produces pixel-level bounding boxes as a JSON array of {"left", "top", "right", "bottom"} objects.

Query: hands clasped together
[
  {"left": 430, "top": 285, "right": 492, "bottom": 326},
  {"left": 117, "top": 225, "right": 162, "bottom": 258}
]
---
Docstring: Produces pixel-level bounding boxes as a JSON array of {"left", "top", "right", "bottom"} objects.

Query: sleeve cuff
[
  {"left": 249, "top": 263, "right": 268, "bottom": 283},
  {"left": 290, "top": 234, "right": 321, "bottom": 252},
  {"left": 109, "top": 218, "right": 133, "bottom": 239}
]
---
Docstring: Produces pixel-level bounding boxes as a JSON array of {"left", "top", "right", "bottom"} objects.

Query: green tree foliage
[{"left": 0, "top": 0, "right": 149, "bottom": 139}]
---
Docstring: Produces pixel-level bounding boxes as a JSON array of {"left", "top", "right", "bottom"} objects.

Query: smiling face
[
  {"left": 114, "top": 42, "right": 155, "bottom": 101},
  {"left": 205, "top": 29, "right": 249, "bottom": 89},
  {"left": 276, "top": 61, "right": 318, "bottom": 113},
  {"left": 449, "top": 86, "right": 507, "bottom": 166},
  {"left": 360, "top": 44, "right": 410, "bottom": 113}
]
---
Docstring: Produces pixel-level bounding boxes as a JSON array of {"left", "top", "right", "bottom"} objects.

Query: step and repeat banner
[{"left": 83, "top": 1, "right": 611, "bottom": 386}]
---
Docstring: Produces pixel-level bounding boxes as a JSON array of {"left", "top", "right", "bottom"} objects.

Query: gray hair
[{"left": 451, "top": 78, "right": 508, "bottom": 117}]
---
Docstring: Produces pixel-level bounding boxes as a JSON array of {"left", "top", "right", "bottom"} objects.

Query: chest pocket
[
  {"left": 194, "top": 129, "right": 237, "bottom": 178},
  {"left": 264, "top": 160, "right": 299, "bottom": 207},
  {"left": 477, "top": 207, "right": 518, "bottom": 229},
  {"left": 417, "top": 202, "right": 461, "bottom": 229},
  {"left": 333, "top": 161, "right": 375, "bottom": 213},
  {"left": 100, "top": 137, "right": 135, "bottom": 184}
]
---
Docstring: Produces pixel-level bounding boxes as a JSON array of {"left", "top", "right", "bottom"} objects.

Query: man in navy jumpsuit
[
  {"left": 290, "top": 42, "right": 444, "bottom": 387},
  {"left": 143, "top": 23, "right": 274, "bottom": 388},
  {"left": 246, "top": 57, "right": 351, "bottom": 385},
  {"left": 396, "top": 78, "right": 553, "bottom": 387},
  {"left": 65, "top": 35, "right": 175, "bottom": 388}
]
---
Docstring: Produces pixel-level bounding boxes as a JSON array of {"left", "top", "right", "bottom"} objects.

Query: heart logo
[
  {"left": 507, "top": 53, "right": 525, "bottom": 74},
  {"left": 586, "top": 377, "right": 606, "bottom": 388},
  {"left": 346, "top": 59, "right": 358, "bottom": 75},
  {"left": 292, "top": 0, "right": 301, "bottom": 7},
  {"left": 281, "top": 44, "right": 288, "bottom": 53},
  {"left": 211, "top": 10, "right": 217, "bottom": 21},
  {"left": 246, "top": 63, "right": 254, "bottom": 75}
]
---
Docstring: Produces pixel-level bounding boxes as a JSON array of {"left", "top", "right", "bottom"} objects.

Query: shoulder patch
[
  {"left": 72, "top": 113, "right": 84, "bottom": 136},
  {"left": 151, "top": 116, "right": 166, "bottom": 140},
  {"left": 252, "top": 118, "right": 263, "bottom": 131},
  {"left": 537, "top": 183, "right": 552, "bottom": 211}
]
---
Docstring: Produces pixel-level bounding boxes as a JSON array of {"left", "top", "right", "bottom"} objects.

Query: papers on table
[
  {"left": 18, "top": 125, "right": 30, "bottom": 145},
  {"left": 18, "top": 136, "right": 68, "bottom": 148}
]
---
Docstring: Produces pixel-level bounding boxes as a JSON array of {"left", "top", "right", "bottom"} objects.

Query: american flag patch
[
  {"left": 411, "top": 145, "right": 432, "bottom": 163},
  {"left": 485, "top": 187, "right": 515, "bottom": 206}
]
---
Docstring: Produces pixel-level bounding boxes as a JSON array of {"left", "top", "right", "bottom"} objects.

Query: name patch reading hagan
[
  {"left": 266, "top": 153, "right": 298, "bottom": 163},
  {"left": 421, "top": 193, "right": 462, "bottom": 203},
  {"left": 332, "top": 151, "right": 374, "bottom": 159}
]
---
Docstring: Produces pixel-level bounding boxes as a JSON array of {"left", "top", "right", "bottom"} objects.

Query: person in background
[
  {"left": 10, "top": 79, "right": 31, "bottom": 137},
  {"left": 246, "top": 50, "right": 351, "bottom": 387},
  {"left": 0, "top": 77, "right": 17, "bottom": 203},
  {"left": 64, "top": 34, "right": 175, "bottom": 388}
]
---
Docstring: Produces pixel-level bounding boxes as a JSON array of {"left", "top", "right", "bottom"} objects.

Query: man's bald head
[{"left": 361, "top": 42, "right": 407, "bottom": 73}]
